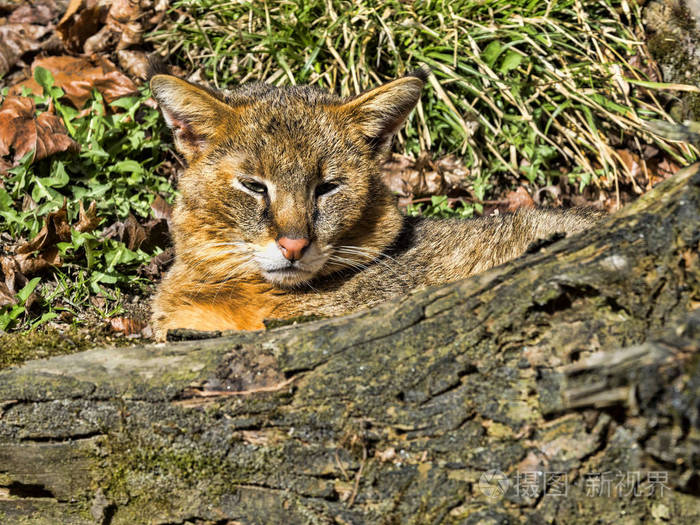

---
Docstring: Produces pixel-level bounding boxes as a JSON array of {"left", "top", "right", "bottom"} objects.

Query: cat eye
[
  {"left": 240, "top": 179, "right": 268, "bottom": 194},
  {"left": 315, "top": 181, "right": 340, "bottom": 197}
]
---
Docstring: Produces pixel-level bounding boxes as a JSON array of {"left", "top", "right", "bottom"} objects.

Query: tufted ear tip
[
  {"left": 145, "top": 54, "right": 171, "bottom": 83},
  {"left": 407, "top": 65, "right": 430, "bottom": 84}
]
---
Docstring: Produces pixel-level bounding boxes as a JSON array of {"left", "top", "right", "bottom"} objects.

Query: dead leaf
[
  {"left": 35, "top": 111, "right": 81, "bottom": 160},
  {"left": 437, "top": 154, "right": 470, "bottom": 191},
  {"left": 0, "top": 95, "right": 79, "bottom": 169},
  {"left": 22, "top": 194, "right": 37, "bottom": 212},
  {"left": 17, "top": 202, "right": 71, "bottom": 257},
  {"left": 109, "top": 316, "right": 149, "bottom": 336},
  {"left": 10, "top": 56, "right": 138, "bottom": 109},
  {"left": 102, "top": 214, "right": 170, "bottom": 252},
  {"left": 83, "top": 24, "right": 120, "bottom": 55},
  {"left": 8, "top": 0, "right": 63, "bottom": 25},
  {"left": 138, "top": 247, "right": 174, "bottom": 279},
  {"left": 616, "top": 149, "right": 643, "bottom": 180},
  {"left": 138, "top": 218, "right": 170, "bottom": 252},
  {"left": 381, "top": 153, "right": 470, "bottom": 205},
  {"left": 112, "top": 215, "right": 146, "bottom": 251},
  {"left": 13, "top": 253, "right": 55, "bottom": 276},
  {"left": 381, "top": 153, "right": 445, "bottom": 200},
  {"left": 58, "top": 0, "right": 167, "bottom": 54},
  {"left": 56, "top": 0, "right": 110, "bottom": 53},
  {"left": 0, "top": 23, "right": 51, "bottom": 76},
  {"left": 0, "top": 255, "right": 28, "bottom": 298},
  {"left": 0, "top": 281, "right": 16, "bottom": 308},
  {"left": 150, "top": 195, "right": 172, "bottom": 222},
  {"left": 0, "top": 201, "right": 102, "bottom": 284},
  {"left": 504, "top": 186, "right": 535, "bottom": 212},
  {"left": 75, "top": 201, "right": 101, "bottom": 233},
  {"left": 654, "top": 158, "right": 680, "bottom": 182},
  {"left": 533, "top": 185, "right": 562, "bottom": 207},
  {"left": 85, "top": 0, "right": 144, "bottom": 53},
  {"left": 381, "top": 153, "right": 415, "bottom": 197},
  {"left": 117, "top": 49, "right": 150, "bottom": 80},
  {"left": 57, "top": 0, "right": 87, "bottom": 26},
  {"left": 0, "top": 96, "right": 33, "bottom": 158}
]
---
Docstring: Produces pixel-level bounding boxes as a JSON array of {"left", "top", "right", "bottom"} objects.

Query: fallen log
[{"left": 1, "top": 164, "right": 699, "bottom": 524}]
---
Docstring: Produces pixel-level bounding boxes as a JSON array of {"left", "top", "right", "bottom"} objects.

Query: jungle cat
[{"left": 149, "top": 68, "right": 601, "bottom": 338}]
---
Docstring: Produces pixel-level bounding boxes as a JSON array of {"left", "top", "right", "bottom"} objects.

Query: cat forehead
[
  {"left": 206, "top": 101, "right": 363, "bottom": 175},
  {"left": 213, "top": 151, "right": 336, "bottom": 192},
  {"left": 222, "top": 83, "right": 342, "bottom": 106}
]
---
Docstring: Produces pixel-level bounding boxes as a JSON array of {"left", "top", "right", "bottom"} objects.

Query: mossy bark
[
  {"left": 645, "top": 0, "right": 700, "bottom": 121},
  {"left": 1, "top": 165, "right": 699, "bottom": 524}
]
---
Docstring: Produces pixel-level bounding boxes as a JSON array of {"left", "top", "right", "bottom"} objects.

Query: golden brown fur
[{"left": 149, "top": 69, "right": 601, "bottom": 338}]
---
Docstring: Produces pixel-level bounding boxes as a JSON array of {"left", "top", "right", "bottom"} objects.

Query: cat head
[{"left": 150, "top": 69, "right": 426, "bottom": 287}]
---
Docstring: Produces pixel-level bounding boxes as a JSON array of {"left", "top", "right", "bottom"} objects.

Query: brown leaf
[
  {"left": 381, "top": 153, "right": 446, "bottom": 200},
  {"left": 0, "top": 23, "right": 51, "bottom": 76},
  {"left": 56, "top": 0, "right": 109, "bottom": 53},
  {"left": 17, "top": 202, "right": 72, "bottom": 256},
  {"left": 381, "top": 153, "right": 470, "bottom": 205},
  {"left": 0, "top": 254, "right": 28, "bottom": 297},
  {"left": 381, "top": 153, "right": 416, "bottom": 198},
  {"left": 655, "top": 158, "right": 680, "bottom": 183},
  {"left": 437, "top": 154, "right": 470, "bottom": 191},
  {"left": 533, "top": 185, "right": 563, "bottom": 207},
  {"left": 75, "top": 200, "right": 101, "bottom": 233},
  {"left": 83, "top": 25, "right": 121, "bottom": 55},
  {"left": 35, "top": 111, "right": 81, "bottom": 160},
  {"left": 102, "top": 211, "right": 171, "bottom": 252},
  {"left": 504, "top": 186, "right": 535, "bottom": 212},
  {"left": 138, "top": 247, "right": 174, "bottom": 279},
  {"left": 109, "top": 316, "right": 150, "bottom": 336},
  {"left": 0, "top": 95, "right": 78, "bottom": 170},
  {"left": 22, "top": 194, "right": 37, "bottom": 212},
  {"left": 0, "top": 281, "right": 16, "bottom": 308},
  {"left": 10, "top": 56, "right": 138, "bottom": 109},
  {"left": 57, "top": 0, "right": 87, "bottom": 26},
  {"left": 102, "top": 215, "right": 141, "bottom": 251},
  {"left": 8, "top": 0, "right": 63, "bottom": 25},
  {"left": 14, "top": 253, "right": 54, "bottom": 276},
  {"left": 616, "top": 149, "right": 642, "bottom": 180},
  {"left": 84, "top": 0, "right": 144, "bottom": 53},
  {"left": 122, "top": 215, "right": 147, "bottom": 251},
  {"left": 0, "top": 95, "right": 34, "bottom": 159},
  {"left": 58, "top": 0, "right": 167, "bottom": 54},
  {"left": 138, "top": 218, "right": 170, "bottom": 252},
  {"left": 150, "top": 195, "right": 173, "bottom": 222},
  {"left": 117, "top": 49, "right": 150, "bottom": 80}
]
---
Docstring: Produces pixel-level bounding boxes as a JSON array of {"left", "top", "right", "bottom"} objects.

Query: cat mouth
[
  {"left": 262, "top": 265, "right": 315, "bottom": 286},
  {"left": 254, "top": 241, "right": 328, "bottom": 287}
]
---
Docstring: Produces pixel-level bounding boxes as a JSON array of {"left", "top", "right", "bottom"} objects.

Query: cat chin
[{"left": 261, "top": 268, "right": 315, "bottom": 288}]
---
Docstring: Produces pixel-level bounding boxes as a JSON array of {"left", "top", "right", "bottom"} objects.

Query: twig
[{"left": 347, "top": 444, "right": 367, "bottom": 508}]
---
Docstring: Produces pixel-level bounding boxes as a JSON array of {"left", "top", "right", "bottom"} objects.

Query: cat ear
[
  {"left": 150, "top": 75, "right": 233, "bottom": 163},
  {"left": 340, "top": 68, "right": 428, "bottom": 155}
]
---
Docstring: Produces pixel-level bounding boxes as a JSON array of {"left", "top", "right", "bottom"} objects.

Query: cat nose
[{"left": 277, "top": 237, "right": 310, "bottom": 261}]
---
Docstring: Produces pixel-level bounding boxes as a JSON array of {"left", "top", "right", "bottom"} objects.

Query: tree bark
[{"left": 1, "top": 165, "right": 699, "bottom": 524}]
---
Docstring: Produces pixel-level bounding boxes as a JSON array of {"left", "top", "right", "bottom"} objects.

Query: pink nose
[{"left": 277, "top": 237, "right": 310, "bottom": 261}]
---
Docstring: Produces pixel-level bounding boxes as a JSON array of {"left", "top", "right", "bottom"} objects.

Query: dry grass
[{"left": 149, "top": 0, "right": 697, "bottom": 201}]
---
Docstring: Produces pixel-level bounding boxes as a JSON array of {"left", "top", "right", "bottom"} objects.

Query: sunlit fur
[{"left": 149, "top": 70, "right": 602, "bottom": 338}]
